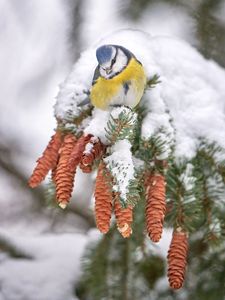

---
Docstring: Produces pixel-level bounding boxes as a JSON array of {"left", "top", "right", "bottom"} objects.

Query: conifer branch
[
  {"left": 0, "top": 234, "right": 33, "bottom": 259},
  {"left": 104, "top": 139, "right": 140, "bottom": 207},
  {"left": 166, "top": 163, "right": 200, "bottom": 232},
  {"left": 121, "top": 238, "right": 130, "bottom": 300},
  {"left": 195, "top": 142, "right": 225, "bottom": 244},
  {"left": 145, "top": 74, "right": 161, "bottom": 90},
  {"left": 139, "top": 127, "right": 174, "bottom": 170},
  {"left": 105, "top": 106, "right": 138, "bottom": 144},
  {"left": 78, "top": 230, "right": 114, "bottom": 300}
]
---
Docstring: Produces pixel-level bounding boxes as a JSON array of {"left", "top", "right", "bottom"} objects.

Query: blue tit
[{"left": 90, "top": 44, "right": 147, "bottom": 110}]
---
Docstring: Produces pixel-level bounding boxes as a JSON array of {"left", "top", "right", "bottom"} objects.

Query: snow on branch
[{"left": 104, "top": 140, "right": 136, "bottom": 206}]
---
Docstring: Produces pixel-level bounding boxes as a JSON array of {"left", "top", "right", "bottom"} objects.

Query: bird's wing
[
  {"left": 76, "top": 96, "right": 91, "bottom": 107},
  {"left": 123, "top": 81, "right": 131, "bottom": 95},
  {"left": 92, "top": 65, "right": 101, "bottom": 85}
]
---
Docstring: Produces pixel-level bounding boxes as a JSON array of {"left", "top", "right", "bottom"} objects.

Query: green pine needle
[{"left": 105, "top": 107, "right": 138, "bottom": 144}]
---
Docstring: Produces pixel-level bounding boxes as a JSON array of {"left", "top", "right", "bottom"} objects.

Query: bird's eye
[{"left": 111, "top": 57, "right": 116, "bottom": 66}]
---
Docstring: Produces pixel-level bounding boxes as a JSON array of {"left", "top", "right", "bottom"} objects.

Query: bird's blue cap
[{"left": 96, "top": 45, "right": 113, "bottom": 64}]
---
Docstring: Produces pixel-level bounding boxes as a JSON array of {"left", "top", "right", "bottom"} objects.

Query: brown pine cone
[
  {"left": 29, "top": 131, "right": 62, "bottom": 188},
  {"left": 114, "top": 195, "right": 133, "bottom": 238},
  {"left": 55, "top": 133, "right": 77, "bottom": 208},
  {"left": 145, "top": 173, "right": 166, "bottom": 242},
  {"left": 79, "top": 138, "right": 105, "bottom": 173},
  {"left": 68, "top": 134, "right": 92, "bottom": 171},
  {"left": 51, "top": 166, "right": 57, "bottom": 183},
  {"left": 94, "top": 161, "right": 113, "bottom": 233},
  {"left": 167, "top": 230, "right": 188, "bottom": 289},
  {"left": 79, "top": 164, "right": 93, "bottom": 173}
]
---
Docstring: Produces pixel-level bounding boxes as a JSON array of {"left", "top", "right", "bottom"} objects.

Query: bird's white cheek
[
  {"left": 100, "top": 68, "right": 111, "bottom": 79},
  {"left": 99, "top": 68, "right": 105, "bottom": 77}
]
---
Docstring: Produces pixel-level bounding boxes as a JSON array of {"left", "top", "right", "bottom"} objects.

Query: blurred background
[{"left": 0, "top": 0, "right": 225, "bottom": 299}]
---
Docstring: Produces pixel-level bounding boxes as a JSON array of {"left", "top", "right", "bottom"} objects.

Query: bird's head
[{"left": 96, "top": 45, "right": 131, "bottom": 79}]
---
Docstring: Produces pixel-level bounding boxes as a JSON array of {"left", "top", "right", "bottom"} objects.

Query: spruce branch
[
  {"left": 105, "top": 106, "right": 138, "bottom": 144},
  {"left": 126, "top": 176, "right": 142, "bottom": 207},
  {"left": 57, "top": 106, "right": 93, "bottom": 135},
  {"left": 139, "top": 128, "right": 174, "bottom": 174},
  {"left": 121, "top": 238, "right": 130, "bottom": 300},
  {"left": 201, "top": 175, "right": 225, "bottom": 245},
  {"left": 166, "top": 163, "right": 201, "bottom": 232},
  {"left": 104, "top": 141, "right": 141, "bottom": 208},
  {"left": 0, "top": 143, "right": 45, "bottom": 206},
  {"left": 194, "top": 141, "right": 225, "bottom": 245},
  {"left": 77, "top": 230, "right": 114, "bottom": 300},
  {"left": 198, "top": 139, "right": 225, "bottom": 182},
  {"left": 0, "top": 234, "right": 33, "bottom": 259},
  {"left": 145, "top": 74, "right": 161, "bottom": 90},
  {"left": 55, "top": 93, "right": 93, "bottom": 123},
  {"left": 44, "top": 178, "right": 57, "bottom": 207}
]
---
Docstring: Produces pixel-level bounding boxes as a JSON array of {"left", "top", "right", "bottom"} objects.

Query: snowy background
[{"left": 1, "top": 0, "right": 225, "bottom": 299}]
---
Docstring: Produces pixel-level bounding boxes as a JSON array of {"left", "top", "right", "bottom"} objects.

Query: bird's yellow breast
[{"left": 90, "top": 58, "right": 146, "bottom": 110}]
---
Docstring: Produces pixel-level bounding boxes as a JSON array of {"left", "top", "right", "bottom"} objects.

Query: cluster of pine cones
[{"left": 29, "top": 130, "right": 188, "bottom": 289}]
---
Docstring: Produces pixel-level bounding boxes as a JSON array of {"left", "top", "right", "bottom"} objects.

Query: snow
[
  {"left": 84, "top": 108, "right": 111, "bottom": 144},
  {"left": 0, "top": 0, "right": 71, "bottom": 160},
  {"left": 55, "top": 29, "right": 225, "bottom": 161},
  {"left": 104, "top": 140, "right": 135, "bottom": 203},
  {"left": 80, "top": 0, "right": 128, "bottom": 49},
  {"left": 2, "top": 1, "right": 225, "bottom": 298},
  {"left": 137, "top": 2, "right": 196, "bottom": 45},
  {"left": 83, "top": 137, "right": 97, "bottom": 154},
  {"left": 0, "top": 230, "right": 87, "bottom": 300},
  {"left": 142, "top": 87, "right": 175, "bottom": 160},
  {"left": 179, "top": 163, "right": 196, "bottom": 192},
  {"left": 80, "top": 0, "right": 196, "bottom": 49},
  {"left": 110, "top": 106, "right": 137, "bottom": 125},
  {"left": 142, "top": 89, "right": 172, "bottom": 136},
  {"left": 0, "top": 3, "right": 93, "bottom": 297}
]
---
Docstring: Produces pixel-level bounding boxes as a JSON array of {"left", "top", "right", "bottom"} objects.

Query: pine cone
[
  {"left": 55, "top": 133, "right": 77, "bottom": 208},
  {"left": 167, "top": 230, "right": 188, "bottom": 289},
  {"left": 29, "top": 131, "right": 62, "bottom": 188},
  {"left": 94, "top": 161, "right": 113, "bottom": 233},
  {"left": 145, "top": 173, "right": 166, "bottom": 242},
  {"left": 114, "top": 195, "right": 133, "bottom": 238},
  {"left": 79, "top": 138, "right": 105, "bottom": 173},
  {"left": 79, "top": 164, "right": 93, "bottom": 173},
  {"left": 51, "top": 166, "right": 57, "bottom": 183},
  {"left": 68, "top": 134, "right": 92, "bottom": 171}
]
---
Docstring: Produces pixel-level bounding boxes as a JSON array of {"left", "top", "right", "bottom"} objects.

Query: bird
[{"left": 89, "top": 44, "right": 147, "bottom": 110}]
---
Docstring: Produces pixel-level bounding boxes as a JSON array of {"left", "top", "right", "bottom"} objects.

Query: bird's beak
[{"left": 105, "top": 68, "right": 111, "bottom": 75}]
